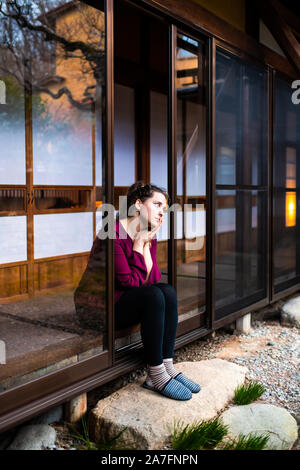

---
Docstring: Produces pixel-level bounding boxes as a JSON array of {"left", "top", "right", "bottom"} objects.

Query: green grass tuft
[
  {"left": 220, "top": 432, "right": 270, "bottom": 450},
  {"left": 170, "top": 416, "right": 229, "bottom": 450},
  {"left": 68, "top": 414, "right": 129, "bottom": 450},
  {"left": 234, "top": 381, "right": 266, "bottom": 405}
]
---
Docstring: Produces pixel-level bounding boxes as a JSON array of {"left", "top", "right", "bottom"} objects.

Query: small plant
[
  {"left": 220, "top": 432, "right": 270, "bottom": 450},
  {"left": 234, "top": 382, "right": 266, "bottom": 405},
  {"left": 68, "top": 414, "right": 129, "bottom": 450},
  {"left": 170, "top": 416, "right": 229, "bottom": 450}
]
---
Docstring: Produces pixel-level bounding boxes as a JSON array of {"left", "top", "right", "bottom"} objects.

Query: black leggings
[{"left": 114, "top": 282, "right": 178, "bottom": 366}]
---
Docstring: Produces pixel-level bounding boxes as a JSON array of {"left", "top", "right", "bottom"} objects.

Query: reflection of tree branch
[
  {"left": 0, "top": 1, "right": 101, "bottom": 61},
  {"left": 0, "top": 0, "right": 105, "bottom": 108},
  {"left": 33, "top": 84, "right": 94, "bottom": 111},
  {"left": 0, "top": 65, "right": 20, "bottom": 91},
  {"left": 3, "top": 39, "right": 24, "bottom": 81}
]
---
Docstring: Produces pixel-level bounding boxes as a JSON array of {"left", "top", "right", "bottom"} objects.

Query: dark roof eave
[{"left": 36, "top": 0, "right": 80, "bottom": 23}]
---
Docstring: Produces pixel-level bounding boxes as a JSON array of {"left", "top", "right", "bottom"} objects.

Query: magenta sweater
[{"left": 114, "top": 216, "right": 162, "bottom": 303}]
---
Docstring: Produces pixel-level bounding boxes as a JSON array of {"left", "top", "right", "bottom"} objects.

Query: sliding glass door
[
  {"left": 214, "top": 48, "right": 268, "bottom": 322},
  {"left": 113, "top": 0, "right": 170, "bottom": 352},
  {"left": 0, "top": 0, "right": 109, "bottom": 393},
  {"left": 175, "top": 32, "right": 207, "bottom": 326},
  {"left": 273, "top": 76, "right": 300, "bottom": 292}
]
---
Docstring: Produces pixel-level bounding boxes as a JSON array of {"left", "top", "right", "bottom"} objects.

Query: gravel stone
[{"left": 172, "top": 320, "right": 300, "bottom": 416}]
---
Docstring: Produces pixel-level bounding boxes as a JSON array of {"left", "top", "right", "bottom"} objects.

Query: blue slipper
[
  {"left": 142, "top": 377, "right": 192, "bottom": 400},
  {"left": 174, "top": 373, "right": 201, "bottom": 393}
]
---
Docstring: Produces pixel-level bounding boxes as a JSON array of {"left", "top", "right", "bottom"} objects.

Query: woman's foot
[
  {"left": 163, "top": 358, "right": 201, "bottom": 393},
  {"left": 145, "top": 363, "right": 171, "bottom": 391},
  {"left": 173, "top": 373, "right": 201, "bottom": 393},
  {"left": 142, "top": 376, "right": 192, "bottom": 401},
  {"left": 143, "top": 363, "right": 192, "bottom": 400}
]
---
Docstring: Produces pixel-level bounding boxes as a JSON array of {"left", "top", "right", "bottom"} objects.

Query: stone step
[
  {"left": 88, "top": 359, "right": 248, "bottom": 450},
  {"left": 219, "top": 403, "right": 298, "bottom": 450}
]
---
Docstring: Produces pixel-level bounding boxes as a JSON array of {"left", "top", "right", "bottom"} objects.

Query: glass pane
[
  {"left": 273, "top": 77, "right": 300, "bottom": 291},
  {"left": 0, "top": 1, "right": 107, "bottom": 394},
  {"left": 34, "top": 189, "right": 92, "bottom": 210},
  {"left": 0, "top": 73, "right": 26, "bottom": 184},
  {"left": 114, "top": 1, "right": 169, "bottom": 353},
  {"left": 176, "top": 33, "right": 206, "bottom": 319},
  {"left": 114, "top": 84, "right": 135, "bottom": 186},
  {"left": 0, "top": 216, "right": 27, "bottom": 264},
  {"left": 150, "top": 92, "right": 168, "bottom": 191},
  {"left": 216, "top": 50, "right": 268, "bottom": 186},
  {"left": 34, "top": 212, "right": 93, "bottom": 259},
  {"left": 150, "top": 90, "right": 168, "bottom": 281},
  {"left": 0, "top": 189, "right": 25, "bottom": 211},
  {"left": 31, "top": 3, "right": 105, "bottom": 185},
  {"left": 215, "top": 190, "right": 267, "bottom": 319}
]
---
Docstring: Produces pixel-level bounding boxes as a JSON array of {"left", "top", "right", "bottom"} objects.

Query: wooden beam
[
  {"left": 139, "top": 0, "right": 298, "bottom": 77},
  {"left": 245, "top": 0, "right": 260, "bottom": 41},
  {"left": 253, "top": 0, "right": 300, "bottom": 71},
  {"left": 271, "top": 0, "right": 300, "bottom": 37}
]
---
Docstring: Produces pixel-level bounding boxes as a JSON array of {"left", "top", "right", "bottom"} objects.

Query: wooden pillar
[{"left": 64, "top": 393, "right": 87, "bottom": 424}]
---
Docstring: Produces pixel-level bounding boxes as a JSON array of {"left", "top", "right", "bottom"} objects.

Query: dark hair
[{"left": 119, "top": 181, "right": 169, "bottom": 219}]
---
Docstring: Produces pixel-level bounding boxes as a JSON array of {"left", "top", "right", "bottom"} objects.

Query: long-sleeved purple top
[{"left": 114, "top": 216, "right": 162, "bottom": 304}]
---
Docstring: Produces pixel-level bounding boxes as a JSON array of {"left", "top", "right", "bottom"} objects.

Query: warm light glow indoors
[{"left": 285, "top": 192, "right": 296, "bottom": 227}]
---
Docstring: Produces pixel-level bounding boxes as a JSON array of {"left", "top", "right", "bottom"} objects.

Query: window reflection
[
  {"left": 150, "top": 90, "right": 168, "bottom": 280},
  {"left": 34, "top": 189, "right": 93, "bottom": 210},
  {"left": 215, "top": 48, "right": 268, "bottom": 319},
  {"left": 113, "top": 0, "right": 169, "bottom": 352},
  {"left": 150, "top": 91, "right": 168, "bottom": 190},
  {"left": 32, "top": 2, "right": 105, "bottom": 186},
  {"left": 0, "top": 189, "right": 25, "bottom": 211},
  {"left": 176, "top": 33, "right": 206, "bottom": 319},
  {"left": 0, "top": 75, "right": 26, "bottom": 185},
  {"left": 0, "top": 216, "right": 27, "bottom": 264},
  {"left": 114, "top": 84, "right": 135, "bottom": 187},
  {"left": 285, "top": 192, "right": 296, "bottom": 227},
  {"left": 286, "top": 147, "right": 296, "bottom": 189},
  {"left": 0, "top": 0, "right": 107, "bottom": 393},
  {"left": 215, "top": 190, "right": 267, "bottom": 318},
  {"left": 274, "top": 77, "right": 300, "bottom": 290},
  {"left": 34, "top": 212, "right": 93, "bottom": 259},
  {"left": 216, "top": 51, "right": 268, "bottom": 186}
]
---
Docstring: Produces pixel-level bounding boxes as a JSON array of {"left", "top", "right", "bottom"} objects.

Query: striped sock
[
  {"left": 145, "top": 363, "right": 172, "bottom": 391},
  {"left": 163, "top": 357, "right": 181, "bottom": 378}
]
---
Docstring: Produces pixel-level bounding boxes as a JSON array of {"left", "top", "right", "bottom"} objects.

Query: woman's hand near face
[
  {"left": 132, "top": 218, "right": 163, "bottom": 254},
  {"left": 148, "top": 218, "right": 163, "bottom": 240},
  {"left": 138, "top": 218, "right": 162, "bottom": 242}
]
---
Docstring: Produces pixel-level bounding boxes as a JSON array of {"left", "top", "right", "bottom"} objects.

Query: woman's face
[{"left": 136, "top": 191, "right": 167, "bottom": 228}]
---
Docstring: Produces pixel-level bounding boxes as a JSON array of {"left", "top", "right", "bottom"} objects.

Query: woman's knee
[
  {"left": 141, "top": 285, "right": 166, "bottom": 311},
  {"left": 155, "top": 283, "right": 177, "bottom": 301}
]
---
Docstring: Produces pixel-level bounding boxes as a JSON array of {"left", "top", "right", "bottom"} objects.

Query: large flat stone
[
  {"left": 219, "top": 403, "right": 298, "bottom": 450},
  {"left": 280, "top": 296, "right": 300, "bottom": 328},
  {"left": 89, "top": 359, "right": 248, "bottom": 450}
]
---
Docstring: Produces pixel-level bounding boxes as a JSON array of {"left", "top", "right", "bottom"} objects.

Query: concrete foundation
[{"left": 235, "top": 313, "right": 252, "bottom": 334}]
